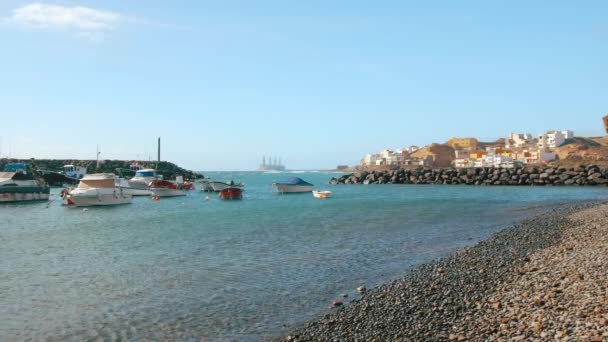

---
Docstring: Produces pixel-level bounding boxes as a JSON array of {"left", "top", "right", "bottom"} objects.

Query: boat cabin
[
  {"left": 64, "top": 165, "right": 87, "bottom": 179},
  {"left": 134, "top": 169, "right": 156, "bottom": 178},
  {"left": 4, "top": 163, "right": 27, "bottom": 174},
  {"left": 76, "top": 174, "right": 116, "bottom": 189}
]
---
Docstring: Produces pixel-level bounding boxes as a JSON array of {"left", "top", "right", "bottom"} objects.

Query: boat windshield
[{"left": 135, "top": 171, "right": 155, "bottom": 177}]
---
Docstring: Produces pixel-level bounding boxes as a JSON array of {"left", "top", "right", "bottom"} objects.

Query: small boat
[
  {"left": 149, "top": 179, "right": 186, "bottom": 197},
  {"left": 66, "top": 173, "right": 132, "bottom": 206},
  {"left": 219, "top": 187, "right": 243, "bottom": 200},
  {"left": 127, "top": 169, "right": 158, "bottom": 196},
  {"left": 198, "top": 179, "right": 214, "bottom": 192},
  {"left": 209, "top": 181, "right": 244, "bottom": 192},
  {"left": 272, "top": 177, "right": 314, "bottom": 193},
  {"left": 312, "top": 190, "right": 333, "bottom": 199},
  {"left": 0, "top": 163, "right": 50, "bottom": 202}
]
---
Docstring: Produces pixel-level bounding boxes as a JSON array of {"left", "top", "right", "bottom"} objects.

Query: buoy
[
  {"left": 204, "top": 196, "right": 210, "bottom": 202},
  {"left": 152, "top": 196, "right": 160, "bottom": 201}
]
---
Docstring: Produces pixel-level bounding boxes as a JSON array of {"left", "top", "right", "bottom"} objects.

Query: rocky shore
[
  {"left": 285, "top": 201, "right": 608, "bottom": 341},
  {"left": 330, "top": 165, "right": 608, "bottom": 186}
]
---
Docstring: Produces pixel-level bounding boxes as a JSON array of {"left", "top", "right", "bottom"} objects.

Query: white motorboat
[
  {"left": 149, "top": 180, "right": 186, "bottom": 197},
  {"left": 312, "top": 190, "right": 333, "bottom": 199},
  {"left": 127, "top": 169, "right": 157, "bottom": 196},
  {"left": 115, "top": 177, "right": 151, "bottom": 196},
  {"left": 0, "top": 163, "right": 50, "bottom": 202},
  {"left": 209, "top": 181, "right": 243, "bottom": 192},
  {"left": 66, "top": 173, "right": 132, "bottom": 206},
  {"left": 272, "top": 177, "right": 314, "bottom": 193}
]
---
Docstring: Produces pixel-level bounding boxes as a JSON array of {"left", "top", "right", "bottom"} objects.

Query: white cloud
[{"left": 7, "top": 3, "right": 121, "bottom": 40}]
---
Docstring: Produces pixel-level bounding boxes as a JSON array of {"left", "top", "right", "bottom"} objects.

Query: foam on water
[{"left": 1, "top": 171, "right": 607, "bottom": 340}]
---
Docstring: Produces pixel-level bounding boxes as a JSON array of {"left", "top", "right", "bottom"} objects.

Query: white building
[
  {"left": 506, "top": 132, "right": 533, "bottom": 148},
  {"left": 454, "top": 158, "right": 473, "bottom": 168},
  {"left": 538, "top": 130, "right": 574, "bottom": 149}
]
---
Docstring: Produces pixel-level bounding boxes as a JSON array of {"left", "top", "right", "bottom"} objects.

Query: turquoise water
[{"left": 2, "top": 171, "right": 608, "bottom": 341}]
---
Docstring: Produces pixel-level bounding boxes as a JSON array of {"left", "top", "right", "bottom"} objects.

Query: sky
[{"left": 0, "top": 1, "right": 606, "bottom": 170}]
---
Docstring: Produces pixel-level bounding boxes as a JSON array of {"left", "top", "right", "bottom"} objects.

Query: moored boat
[
  {"left": 199, "top": 179, "right": 214, "bottom": 192},
  {"left": 149, "top": 179, "right": 186, "bottom": 197},
  {"left": 219, "top": 187, "right": 243, "bottom": 200},
  {"left": 312, "top": 190, "right": 333, "bottom": 199},
  {"left": 127, "top": 169, "right": 157, "bottom": 196},
  {"left": 0, "top": 163, "right": 50, "bottom": 202},
  {"left": 66, "top": 173, "right": 132, "bottom": 206},
  {"left": 209, "top": 181, "right": 244, "bottom": 192},
  {"left": 272, "top": 177, "right": 314, "bottom": 193}
]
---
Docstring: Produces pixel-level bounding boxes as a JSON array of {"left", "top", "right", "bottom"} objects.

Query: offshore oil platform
[{"left": 258, "top": 155, "right": 286, "bottom": 171}]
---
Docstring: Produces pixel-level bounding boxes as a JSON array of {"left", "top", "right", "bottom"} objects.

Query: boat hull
[
  {"left": 150, "top": 188, "right": 186, "bottom": 197},
  {"left": 0, "top": 191, "right": 50, "bottom": 202},
  {"left": 0, "top": 186, "right": 50, "bottom": 202},
  {"left": 273, "top": 184, "right": 314, "bottom": 193},
  {"left": 125, "top": 188, "right": 152, "bottom": 196},
  {"left": 312, "top": 190, "right": 333, "bottom": 199},
  {"left": 127, "top": 180, "right": 153, "bottom": 196},
  {"left": 67, "top": 189, "right": 132, "bottom": 207},
  {"left": 219, "top": 187, "right": 243, "bottom": 200}
]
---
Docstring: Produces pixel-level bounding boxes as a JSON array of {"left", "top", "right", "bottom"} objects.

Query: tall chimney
[{"left": 157, "top": 137, "right": 161, "bottom": 163}]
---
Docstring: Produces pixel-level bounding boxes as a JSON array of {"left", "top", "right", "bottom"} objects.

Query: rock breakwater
[{"left": 330, "top": 165, "right": 608, "bottom": 186}]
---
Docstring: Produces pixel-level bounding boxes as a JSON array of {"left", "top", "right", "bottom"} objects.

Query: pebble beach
[{"left": 286, "top": 201, "right": 608, "bottom": 341}]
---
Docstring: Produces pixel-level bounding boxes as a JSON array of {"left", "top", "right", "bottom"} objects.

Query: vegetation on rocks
[{"left": 0, "top": 158, "right": 201, "bottom": 180}]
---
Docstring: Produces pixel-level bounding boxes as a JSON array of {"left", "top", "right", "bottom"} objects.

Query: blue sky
[{"left": 0, "top": 1, "right": 606, "bottom": 170}]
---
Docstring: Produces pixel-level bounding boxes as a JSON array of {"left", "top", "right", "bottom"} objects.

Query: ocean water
[{"left": 1, "top": 171, "right": 607, "bottom": 341}]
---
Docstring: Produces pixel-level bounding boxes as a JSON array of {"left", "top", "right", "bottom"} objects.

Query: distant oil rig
[{"left": 258, "top": 155, "right": 286, "bottom": 171}]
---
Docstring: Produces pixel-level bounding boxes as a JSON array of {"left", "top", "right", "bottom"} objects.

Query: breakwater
[
  {"left": 0, "top": 158, "right": 200, "bottom": 180},
  {"left": 330, "top": 165, "right": 608, "bottom": 186}
]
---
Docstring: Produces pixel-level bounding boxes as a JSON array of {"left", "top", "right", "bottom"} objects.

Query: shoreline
[{"left": 284, "top": 200, "right": 608, "bottom": 341}]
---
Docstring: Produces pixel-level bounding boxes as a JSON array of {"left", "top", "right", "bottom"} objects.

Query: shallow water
[{"left": 1, "top": 171, "right": 607, "bottom": 341}]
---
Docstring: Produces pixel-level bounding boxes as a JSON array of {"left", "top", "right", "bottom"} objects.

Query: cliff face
[
  {"left": 551, "top": 137, "right": 608, "bottom": 167},
  {"left": 410, "top": 144, "right": 455, "bottom": 168},
  {"left": 0, "top": 159, "right": 200, "bottom": 180}
]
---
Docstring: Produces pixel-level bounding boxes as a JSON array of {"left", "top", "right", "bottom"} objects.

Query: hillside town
[{"left": 360, "top": 129, "right": 584, "bottom": 170}]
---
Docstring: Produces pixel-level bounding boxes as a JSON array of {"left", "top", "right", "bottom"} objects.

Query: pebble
[{"left": 284, "top": 201, "right": 608, "bottom": 341}]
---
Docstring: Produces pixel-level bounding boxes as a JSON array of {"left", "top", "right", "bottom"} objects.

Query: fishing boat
[
  {"left": 209, "top": 181, "right": 244, "bottom": 192},
  {"left": 127, "top": 169, "right": 157, "bottom": 196},
  {"left": 0, "top": 163, "right": 50, "bottom": 202},
  {"left": 312, "top": 190, "right": 333, "bottom": 199},
  {"left": 66, "top": 173, "right": 132, "bottom": 206},
  {"left": 38, "top": 164, "right": 87, "bottom": 186},
  {"left": 149, "top": 179, "right": 186, "bottom": 197},
  {"left": 272, "top": 177, "right": 314, "bottom": 193},
  {"left": 198, "top": 179, "right": 214, "bottom": 192},
  {"left": 219, "top": 187, "right": 243, "bottom": 200}
]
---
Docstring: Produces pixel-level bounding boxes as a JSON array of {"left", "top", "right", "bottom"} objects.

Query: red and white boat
[
  {"left": 219, "top": 187, "right": 243, "bottom": 200},
  {"left": 149, "top": 180, "right": 187, "bottom": 197}
]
